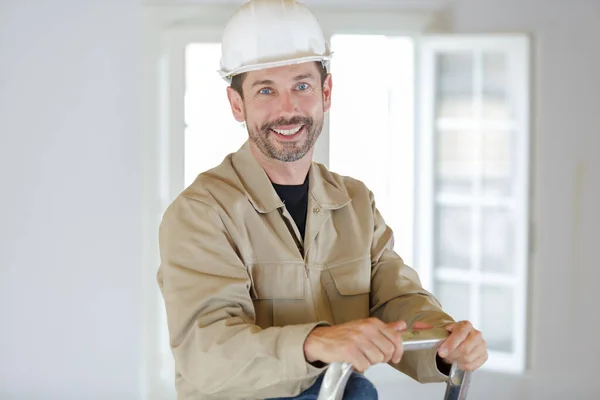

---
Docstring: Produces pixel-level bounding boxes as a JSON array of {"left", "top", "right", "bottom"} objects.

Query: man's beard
[{"left": 247, "top": 114, "right": 323, "bottom": 162}]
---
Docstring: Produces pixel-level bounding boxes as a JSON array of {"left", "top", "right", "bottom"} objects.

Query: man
[{"left": 157, "top": 1, "right": 488, "bottom": 399}]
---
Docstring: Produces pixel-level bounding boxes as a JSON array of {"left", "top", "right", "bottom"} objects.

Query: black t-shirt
[{"left": 272, "top": 175, "right": 309, "bottom": 240}]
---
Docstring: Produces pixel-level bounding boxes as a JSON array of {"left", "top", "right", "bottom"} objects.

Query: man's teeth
[{"left": 272, "top": 126, "right": 302, "bottom": 136}]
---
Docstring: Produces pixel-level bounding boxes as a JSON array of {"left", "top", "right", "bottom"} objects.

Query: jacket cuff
[
  {"left": 285, "top": 321, "right": 330, "bottom": 380},
  {"left": 419, "top": 348, "right": 451, "bottom": 383}
]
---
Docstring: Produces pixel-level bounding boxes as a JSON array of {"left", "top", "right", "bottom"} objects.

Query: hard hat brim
[{"left": 219, "top": 54, "right": 333, "bottom": 83}]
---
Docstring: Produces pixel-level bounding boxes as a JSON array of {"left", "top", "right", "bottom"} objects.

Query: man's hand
[
  {"left": 304, "top": 318, "right": 407, "bottom": 372},
  {"left": 416, "top": 320, "right": 488, "bottom": 372}
]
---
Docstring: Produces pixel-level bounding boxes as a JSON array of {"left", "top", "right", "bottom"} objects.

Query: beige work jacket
[{"left": 158, "top": 141, "right": 454, "bottom": 399}]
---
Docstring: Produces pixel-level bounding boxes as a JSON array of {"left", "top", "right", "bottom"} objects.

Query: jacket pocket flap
[
  {"left": 329, "top": 259, "right": 371, "bottom": 296},
  {"left": 248, "top": 262, "right": 306, "bottom": 300}
]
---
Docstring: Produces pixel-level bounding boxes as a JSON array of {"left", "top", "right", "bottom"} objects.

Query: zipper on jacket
[{"left": 279, "top": 208, "right": 305, "bottom": 257}]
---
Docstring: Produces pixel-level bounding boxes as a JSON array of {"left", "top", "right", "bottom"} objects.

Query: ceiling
[{"left": 144, "top": 0, "right": 447, "bottom": 11}]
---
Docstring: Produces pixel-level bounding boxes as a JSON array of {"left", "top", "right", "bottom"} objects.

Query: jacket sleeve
[
  {"left": 367, "top": 191, "right": 455, "bottom": 384},
  {"left": 157, "top": 195, "right": 327, "bottom": 398}
]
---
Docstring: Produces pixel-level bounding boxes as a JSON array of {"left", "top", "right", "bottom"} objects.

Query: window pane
[
  {"left": 422, "top": 36, "right": 530, "bottom": 373},
  {"left": 436, "top": 53, "right": 474, "bottom": 119},
  {"left": 482, "top": 52, "right": 512, "bottom": 120},
  {"left": 480, "top": 285, "right": 514, "bottom": 352},
  {"left": 185, "top": 43, "right": 247, "bottom": 186},
  {"left": 436, "top": 129, "right": 475, "bottom": 194},
  {"left": 329, "top": 35, "right": 390, "bottom": 205},
  {"left": 435, "top": 206, "right": 472, "bottom": 270},
  {"left": 482, "top": 129, "right": 514, "bottom": 197},
  {"left": 329, "top": 35, "right": 415, "bottom": 265},
  {"left": 434, "top": 281, "right": 470, "bottom": 323},
  {"left": 481, "top": 208, "right": 514, "bottom": 273}
]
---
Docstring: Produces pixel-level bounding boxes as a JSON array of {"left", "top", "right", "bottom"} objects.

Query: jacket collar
[{"left": 231, "top": 141, "right": 351, "bottom": 214}]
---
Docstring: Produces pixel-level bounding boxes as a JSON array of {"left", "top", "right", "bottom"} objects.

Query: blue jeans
[{"left": 269, "top": 372, "right": 378, "bottom": 400}]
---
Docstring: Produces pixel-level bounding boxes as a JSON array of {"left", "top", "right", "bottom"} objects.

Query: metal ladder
[{"left": 316, "top": 328, "right": 472, "bottom": 400}]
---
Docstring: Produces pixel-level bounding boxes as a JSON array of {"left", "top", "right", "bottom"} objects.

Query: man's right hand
[{"left": 303, "top": 318, "right": 407, "bottom": 372}]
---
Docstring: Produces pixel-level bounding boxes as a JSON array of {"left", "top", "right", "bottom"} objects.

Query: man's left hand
[{"left": 413, "top": 320, "right": 488, "bottom": 372}]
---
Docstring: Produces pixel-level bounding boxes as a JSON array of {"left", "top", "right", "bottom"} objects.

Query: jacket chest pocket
[
  {"left": 323, "top": 258, "right": 372, "bottom": 325},
  {"left": 247, "top": 262, "right": 314, "bottom": 327}
]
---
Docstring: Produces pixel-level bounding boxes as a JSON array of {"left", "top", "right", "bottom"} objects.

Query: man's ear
[
  {"left": 322, "top": 73, "right": 333, "bottom": 113},
  {"left": 226, "top": 87, "right": 245, "bottom": 122}
]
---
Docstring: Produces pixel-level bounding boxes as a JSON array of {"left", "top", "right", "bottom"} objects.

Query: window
[
  {"left": 417, "top": 36, "right": 530, "bottom": 372},
  {"left": 328, "top": 34, "right": 530, "bottom": 373},
  {"left": 329, "top": 34, "right": 416, "bottom": 266},
  {"left": 184, "top": 43, "right": 247, "bottom": 186}
]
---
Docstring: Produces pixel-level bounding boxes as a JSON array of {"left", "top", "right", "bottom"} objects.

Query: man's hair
[{"left": 230, "top": 61, "right": 328, "bottom": 98}]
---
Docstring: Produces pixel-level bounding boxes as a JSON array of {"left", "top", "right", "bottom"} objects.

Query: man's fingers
[
  {"left": 451, "top": 331, "right": 487, "bottom": 368},
  {"left": 439, "top": 321, "right": 472, "bottom": 358},
  {"left": 350, "top": 350, "right": 372, "bottom": 373},
  {"left": 454, "top": 329, "right": 484, "bottom": 359},
  {"left": 459, "top": 352, "right": 488, "bottom": 371},
  {"left": 391, "top": 335, "right": 404, "bottom": 364},
  {"left": 359, "top": 341, "right": 386, "bottom": 366},
  {"left": 412, "top": 321, "right": 434, "bottom": 330},
  {"left": 370, "top": 329, "right": 397, "bottom": 362},
  {"left": 386, "top": 320, "right": 407, "bottom": 331},
  {"left": 378, "top": 326, "right": 404, "bottom": 363}
]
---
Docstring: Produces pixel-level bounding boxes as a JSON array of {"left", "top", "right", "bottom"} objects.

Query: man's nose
[{"left": 279, "top": 92, "right": 298, "bottom": 114}]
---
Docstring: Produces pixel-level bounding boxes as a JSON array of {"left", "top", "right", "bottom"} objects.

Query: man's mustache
[{"left": 261, "top": 116, "right": 313, "bottom": 132}]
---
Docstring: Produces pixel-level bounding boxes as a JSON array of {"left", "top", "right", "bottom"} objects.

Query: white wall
[{"left": 0, "top": 1, "right": 144, "bottom": 399}]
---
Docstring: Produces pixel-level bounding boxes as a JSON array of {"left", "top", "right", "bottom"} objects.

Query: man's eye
[
  {"left": 259, "top": 88, "right": 272, "bottom": 95},
  {"left": 296, "top": 83, "right": 309, "bottom": 90}
]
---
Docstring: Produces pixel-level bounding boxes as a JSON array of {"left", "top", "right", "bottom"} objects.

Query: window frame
[{"left": 416, "top": 34, "right": 531, "bottom": 373}]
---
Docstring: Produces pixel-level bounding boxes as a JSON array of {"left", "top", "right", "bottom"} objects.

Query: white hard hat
[{"left": 218, "top": 0, "right": 333, "bottom": 83}]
